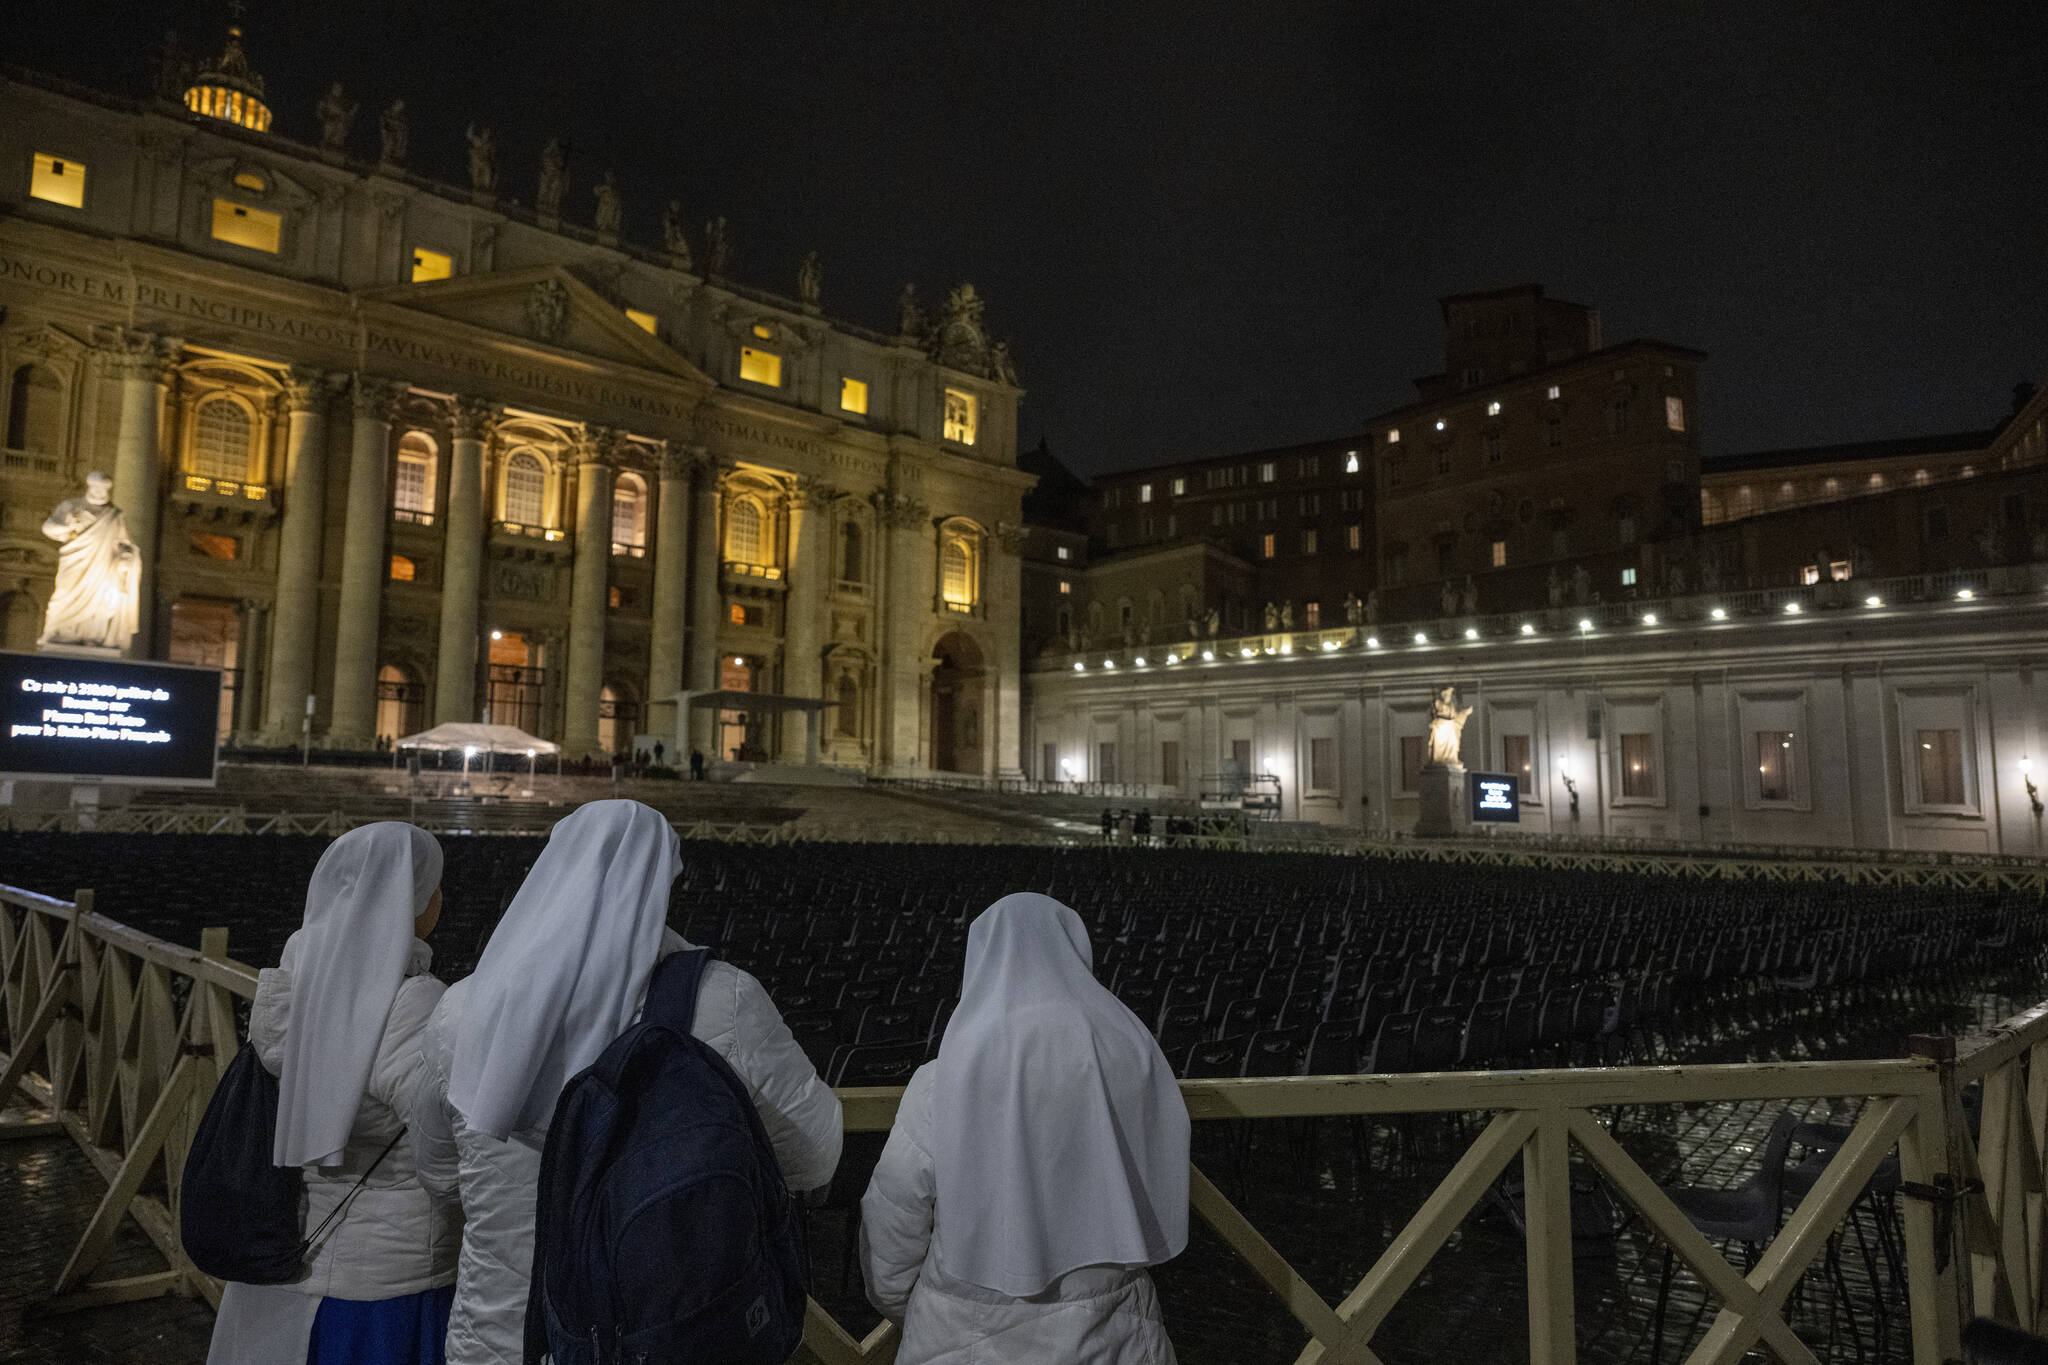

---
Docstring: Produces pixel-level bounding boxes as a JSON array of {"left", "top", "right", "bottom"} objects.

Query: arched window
[
  {"left": 941, "top": 536, "right": 977, "bottom": 607},
  {"left": 726, "top": 497, "right": 765, "bottom": 563},
  {"left": 394, "top": 431, "right": 437, "bottom": 521},
  {"left": 191, "top": 395, "right": 253, "bottom": 480},
  {"left": 835, "top": 674, "right": 859, "bottom": 737},
  {"left": 6, "top": 364, "right": 62, "bottom": 452},
  {"left": 611, "top": 473, "right": 646, "bottom": 553},
  {"left": 503, "top": 451, "right": 545, "bottom": 525},
  {"left": 840, "top": 521, "right": 864, "bottom": 583}
]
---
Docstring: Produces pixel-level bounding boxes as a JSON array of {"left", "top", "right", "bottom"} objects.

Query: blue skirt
[{"left": 306, "top": 1285, "right": 454, "bottom": 1365}]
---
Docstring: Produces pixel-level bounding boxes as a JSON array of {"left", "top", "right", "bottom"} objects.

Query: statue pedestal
[
  {"left": 37, "top": 642, "right": 123, "bottom": 659},
  {"left": 1415, "top": 763, "right": 1468, "bottom": 838}
]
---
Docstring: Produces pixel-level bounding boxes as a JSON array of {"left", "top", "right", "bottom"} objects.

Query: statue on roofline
[
  {"left": 593, "top": 172, "right": 622, "bottom": 235},
  {"left": 465, "top": 124, "right": 496, "bottom": 193},
  {"left": 316, "top": 82, "right": 356, "bottom": 152},
  {"left": 536, "top": 138, "right": 568, "bottom": 218},
  {"left": 662, "top": 200, "right": 692, "bottom": 266},
  {"left": 379, "top": 99, "right": 408, "bottom": 165}
]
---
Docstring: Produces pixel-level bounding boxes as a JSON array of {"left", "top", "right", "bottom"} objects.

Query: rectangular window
[
  {"left": 1097, "top": 741, "right": 1117, "bottom": 784},
  {"left": 1502, "top": 734, "right": 1532, "bottom": 793},
  {"left": 1754, "top": 730, "right": 1797, "bottom": 803},
  {"left": 1056, "top": 545, "right": 1070, "bottom": 561},
  {"left": 189, "top": 532, "right": 238, "bottom": 560},
  {"left": 1042, "top": 742, "right": 1058, "bottom": 781},
  {"left": 1620, "top": 733, "right": 1658, "bottom": 798},
  {"left": 1305, "top": 601, "right": 1320, "bottom": 627},
  {"left": 394, "top": 451, "right": 435, "bottom": 516},
  {"left": 727, "top": 602, "right": 763, "bottom": 626},
  {"left": 1310, "top": 737, "right": 1336, "bottom": 792},
  {"left": 839, "top": 376, "right": 869, "bottom": 413},
  {"left": 1261, "top": 533, "right": 1276, "bottom": 559},
  {"left": 943, "top": 388, "right": 978, "bottom": 445},
  {"left": 1621, "top": 567, "right": 1637, "bottom": 586},
  {"left": 1386, "top": 428, "right": 1401, "bottom": 445},
  {"left": 211, "top": 199, "right": 282, "bottom": 253},
  {"left": 1666, "top": 396, "right": 1686, "bottom": 431},
  {"left": 1345, "top": 450, "right": 1360, "bottom": 473},
  {"left": 1547, "top": 385, "right": 1561, "bottom": 400},
  {"left": 411, "top": 248, "right": 453, "bottom": 283},
  {"left": 1829, "top": 560, "right": 1852, "bottom": 581},
  {"left": 739, "top": 346, "right": 783, "bottom": 386},
  {"left": 1916, "top": 729, "right": 1966, "bottom": 806},
  {"left": 1491, "top": 539, "right": 1507, "bottom": 568},
  {"left": 1171, "top": 477, "right": 1185, "bottom": 496},
  {"left": 29, "top": 152, "right": 86, "bottom": 208},
  {"left": 1258, "top": 461, "right": 1277, "bottom": 483},
  {"left": 1139, "top": 483, "right": 1153, "bottom": 503},
  {"left": 387, "top": 553, "right": 415, "bottom": 580},
  {"left": 1058, "top": 580, "right": 1071, "bottom": 595},
  {"left": 1399, "top": 735, "right": 1426, "bottom": 794},
  {"left": 1231, "top": 738, "right": 1253, "bottom": 775},
  {"left": 1347, "top": 524, "right": 1362, "bottom": 551},
  {"left": 624, "top": 307, "right": 658, "bottom": 333},
  {"left": 1301, "top": 529, "right": 1317, "bottom": 555},
  {"left": 1160, "top": 740, "right": 1181, "bottom": 789}
]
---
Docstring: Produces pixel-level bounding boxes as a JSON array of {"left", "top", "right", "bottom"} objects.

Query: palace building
[{"left": 0, "top": 23, "right": 1030, "bottom": 772}]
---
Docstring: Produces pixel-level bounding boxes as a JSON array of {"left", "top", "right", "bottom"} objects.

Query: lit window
[
  {"left": 1305, "top": 602, "right": 1321, "bottom": 627},
  {"left": 941, "top": 537, "right": 978, "bottom": 606},
  {"left": 840, "top": 376, "right": 869, "bottom": 414},
  {"left": 1345, "top": 451, "right": 1359, "bottom": 473},
  {"left": 611, "top": 474, "right": 646, "bottom": 551},
  {"left": 1830, "top": 560, "right": 1852, "bottom": 581},
  {"left": 752, "top": 323, "right": 773, "bottom": 339},
  {"left": 1487, "top": 401, "right": 1502, "bottom": 416},
  {"left": 1621, "top": 567, "right": 1637, "bottom": 586},
  {"left": 1547, "top": 385, "right": 1561, "bottom": 400},
  {"left": 29, "top": 153, "right": 86, "bottom": 208},
  {"left": 1058, "top": 580, "right": 1071, "bottom": 595},
  {"left": 943, "top": 388, "right": 978, "bottom": 445},
  {"left": 726, "top": 499, "right": 766, "bottom": 562},
  {"left": 1492, "top": 539, "right": 1507, "bottom": 568},
  {"left": 1261, "top": 533, "right": 1276, "bottom": 559},
  {"left": 608, "top": 586, "right": 623, "bottom": 609},
  {"left": 190, "top": 396, "right": 252, "bottom": 480},
  {"left": 503, "top": 451, "right": 546, "bottom": 525},
  {"left": 1171, "top": 477, "right": 1186, "bottom": 496},
  {"left": 211, "top": 199, "right": 282, "bottom": 253},
  {"left": 1755, "top": 731, "right": 1797, "bottom": 802},
  {"left": 233, "top": 168, "right": 268, "bottom": 192},
  {"left": 190, "top": 532, "right": 238, "bottom": 560},
  {"left": 389, "top": 554, "right": 416, "bottom": 581},
  {"left": 739, "top": 347, "right": 783, "bottom": 386},
  {"left": 728, "top": 603, "right": 748, "bottom": 625},
  {"left": 1258, "top": 461, "right": 1276, "bottom": 482},
  {"left": 393, "top": 432, "right": 437, "bottom": 520},
  {"left": 1056, "top": 545, "right": 1070, "bottom": 561},
  {"left": 1666, "top": 396, "right": 1685, "bottom": 431},
  {"left": 1800, "top": 565, "right": 1820, "bottom": 586},
  {"left": 1916, "top": 729, "right": 1966, "bottom": 805},
  {"left": 1347, "top": 524, "right": 1361, "bottom": 551},
  {"left": 1386, "top": 428, "right": 1401, "bottom": 444},
  {"left": 624, "top": 307, "right": 657, "bottom": 334},
  {"left": 1302, "top": 528, "right": 1317, "bottom": 555},
  {"left": 1620, "top": 733, "right": 1658, "bottom": 798},
  {"left": 1140, "top": 483, "right": 1153, "bottom": 503}
]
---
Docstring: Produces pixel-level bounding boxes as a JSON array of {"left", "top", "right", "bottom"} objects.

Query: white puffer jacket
[
  {"left": 247, "top": 939, "right": 461, "bottom": 1301},
  {"left": 414, "top": 948, "right": 844, "bottom": 1365},
  {"left": 860, "top": 1064, "right": 1178, "bottom": 1365}
]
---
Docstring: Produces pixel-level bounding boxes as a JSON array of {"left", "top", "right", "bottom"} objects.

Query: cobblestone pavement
[{"left": 7, "top": 962, "right": 2042, "bottom": 1364}]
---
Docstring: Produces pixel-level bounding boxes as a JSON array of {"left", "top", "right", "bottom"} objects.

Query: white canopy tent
[{"left": 394, "top": 723, "right": 558, "bottom": 756}]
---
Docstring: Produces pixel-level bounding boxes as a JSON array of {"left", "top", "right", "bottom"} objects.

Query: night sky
[{"left": 10, "top": 2, "right": 2045, "bottom": 477}]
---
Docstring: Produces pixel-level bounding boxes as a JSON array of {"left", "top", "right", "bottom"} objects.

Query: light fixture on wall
[{"left": 2025, "top": 755, "right": 2043, "bottom": 818}]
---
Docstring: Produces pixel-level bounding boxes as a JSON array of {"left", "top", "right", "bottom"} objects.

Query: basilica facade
[{"left": 0, "top": 28, "right": 1030, "bottom": 771}]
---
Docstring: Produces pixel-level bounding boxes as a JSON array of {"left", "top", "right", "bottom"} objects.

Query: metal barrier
[{"left": 9, "top": 881, "right": 2046, "bottom": 1360}]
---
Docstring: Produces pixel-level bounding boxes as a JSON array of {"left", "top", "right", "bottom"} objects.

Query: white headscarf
[
  {"left": 446, "top": 800, "right": 681, "bottom": 1141},
  {"left": 274, "top": 822, "right": 442, "bottom": 1168},
  {"left": 932, "top": 893, "right": 1190, "bottom": 1296}
]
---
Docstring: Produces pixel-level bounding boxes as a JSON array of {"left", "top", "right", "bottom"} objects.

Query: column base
[{"left": 321, "top": 729, "right": 379, "bottom": 753}]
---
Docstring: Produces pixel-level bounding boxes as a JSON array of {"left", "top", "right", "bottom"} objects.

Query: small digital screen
[
  {"left": 1469, "top": 772, "right": 1520, "bottom": 824},
  {"left": 0, "top": 651, "right": 220, "bottom": 786}
]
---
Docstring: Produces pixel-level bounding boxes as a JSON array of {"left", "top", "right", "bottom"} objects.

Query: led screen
[
  {"left": 0, "top": 651, "right": 220, "bottom": 786},
  {"left": 1468, "top": 771, "right": 1520, "bottom": 824}
]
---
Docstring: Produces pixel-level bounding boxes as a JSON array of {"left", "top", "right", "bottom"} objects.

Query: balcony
[
  {"left": 724, "top": 559, "right": 783, "bottom": 582},
  {"left": 394, "top": 507, "right": 437, "bottom": 528},
  {"left": 172, "top": 473, "right": 276, "bottom": 523},
  {"left": 611, "top": 541, "right": 647, "bottom": 559}
]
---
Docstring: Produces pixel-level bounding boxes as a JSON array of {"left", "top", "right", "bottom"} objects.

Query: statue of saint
[
  {"left": 703, "top": 217, "right": 731, "bottom": 277},
  {"left": 1425, "top": 683, "right": 1473, "bottom": 769},
  {"left": 1460, "top": 574, "right": 1478, "bottom": 615},
  {"left": 465, "top": 124, "right": 496, "bottom": 193},
  {"left": 593, "top": 172, "right": 622, "bottom": 235},
  {"left": 1344, "top": 593, "right": 1362, "bottom": 626},
  {"left": 154, "top": 32, "right": 192, "bottom": 103},
  {"left": 662, "top": 199, "right": 692, "bottom": 266},
  {"left": 316, "top": 83, "right": 357, "bottom": 152},
  {"left": 797, "top": 251, "right": 822, "bottom": 307},
  {"left": 38, "top": 472, "right": 139, "bottom": 652},
  {"left": 1547, "top": 565, "right": 1565, "bottom": 607},
  {"left": 1440, "top": 579, "right": 1459, "bottom": 617},
  {"left": 896, "top": 283, "right": 924, "bottom": 338},
  {"left": 379, "top": 99, "right": 408, "bottom": 165},
  {"left": 536, "top": 139, "right": 568, "bottom": 218},
  {"left": 1204, "top": 607, "right": 1220, "bottom": 637},
  {"left": 1572, "top": 563, "right": 1592, "bottom": 606},
  {"left": 1262, "top": 601, "right": 1279, "bottom": 631},
  {"left": 988, "top": 340, "right": 1018, "bottom": 385},
  {"left": 1279, "top": 601, "right": 1293, "bottom": 630}
]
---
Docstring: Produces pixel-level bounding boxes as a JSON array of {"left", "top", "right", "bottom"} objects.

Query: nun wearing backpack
[
  {"left": 204, "top": 822, "right": 460, "bottom": 1365},
  {"left": 858, "top": 892, "right": 1191, "bottom": 1365},
  {"left": 411, "top": 799, "right": 843, "bottom": 1365}
]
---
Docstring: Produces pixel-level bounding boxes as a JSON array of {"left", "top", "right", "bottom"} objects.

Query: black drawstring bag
[{"left": 181, "top": 1042, "right": 306, "bottom": 1283}]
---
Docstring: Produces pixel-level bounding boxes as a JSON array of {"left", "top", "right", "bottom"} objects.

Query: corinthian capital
[
  {"left": 788, "top": 475, "right": 840, "bottom": 510},
  {"left": 350, "top": 374, "right": 404, "bottom": 420},
  {"left": 96, "top": 326, "right": 180, "bottom": 383},
  {"left": 653, "top": 441, "right": 696, "bottom": 482},
  {"left": 871, "top": 490, "right": 929, "bottom": 530},
  {"left": 450, "top": 396, "right": 502, "bottom": 440},
  {"left": 282, "top": 366, "right": 336, "bottom": 414},
  {"left": 573, "top": 423, "right": 622, "bottom": 467}
]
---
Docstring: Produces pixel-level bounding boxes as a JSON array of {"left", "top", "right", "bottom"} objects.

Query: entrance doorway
[
  {"left": 719, "top": 656, "right": 761, "bottom": 761},
  {"left": 167, "top": 597, "right": 239, "bottom": 740},
  {"left": 929, "top": 631, "right": 985, "bottom": 774},
  {"left": 487, "top": 631, "right": 544, "bottom": 734}
]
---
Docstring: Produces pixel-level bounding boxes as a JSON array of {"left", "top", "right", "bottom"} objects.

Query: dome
[{"left": 183, "top": 25, "right": 272, "bottom": 132}]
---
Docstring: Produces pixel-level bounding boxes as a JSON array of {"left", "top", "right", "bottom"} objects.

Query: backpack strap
[{"left": 640, "top": 947, "right": 717, "bottom": 1033}]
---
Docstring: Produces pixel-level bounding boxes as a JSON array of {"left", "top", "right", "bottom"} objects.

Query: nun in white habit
[
  {"left": 860, "top": 892, "right": 1190, "bottom": 1365},
  {"left": 206, "top": 821, "right": 459, "bottom": 1365},
  {"left": 412, "top": 799, "right": 842, "bottom": 1365}
]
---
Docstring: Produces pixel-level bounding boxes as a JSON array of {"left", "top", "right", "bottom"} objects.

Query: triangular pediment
[{"left": 362, "top": 265, "right": 712, "bottom": 386}]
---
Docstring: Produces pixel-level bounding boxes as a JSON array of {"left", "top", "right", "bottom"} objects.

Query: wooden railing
[{"left": 9, "top": 879, "right": 2048, "bottom": 1361}]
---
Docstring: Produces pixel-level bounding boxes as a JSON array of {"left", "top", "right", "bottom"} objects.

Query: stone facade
[{"left": 0, "top": 40, "right": 1031, "bottom": 772}]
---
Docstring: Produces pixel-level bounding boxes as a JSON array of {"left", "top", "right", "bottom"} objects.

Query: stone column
[
  {"left": 261, "top": 368, "right": 334, "bottom": 742},
  {"left": 233, "top": 600, "right": 267, "bottom": 742},
  {"left": 105, "top": 328, "right": 177, "bottom": 657},
  {"left": 434, "top": 397, "right": 495, "bottom": 725},
  {"left": 327, "top": 375, "right": 401, "bottom": 746},
  {"left": 778, "top": 477, "right": 834, "bottom": 761},
  {"left": 686, "top": 449, "right": 727, "bottom": 757},
  {"left": 644, "top": 443, "right": 690, "bottom": 748},
  {"left": 990, "top": 524, "right": 1026, "bottom": 777},
  {"left": 560, "top": 428, "right": 616, "bottom": 758},
  {"left": 878, "top": 492, "right": 931, "bottom": 772}
]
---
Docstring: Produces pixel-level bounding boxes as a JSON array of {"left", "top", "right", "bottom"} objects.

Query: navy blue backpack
[
  {"left": 181, "top": 1041, "right": 306, "bottom": 1283},
  {"left": 525, "top": 949, "right": 806, "bottom": 1365}
]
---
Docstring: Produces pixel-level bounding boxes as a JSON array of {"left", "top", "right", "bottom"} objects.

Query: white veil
[
  {"left": 931, "top": 892, "right": 1190, "bottom": 1296},
  {"left": 446, "top": 800, "right": 681, "bottom": 1140},
  {"left": 274, "top": 822, "right": 442, "bottom": 1168}
]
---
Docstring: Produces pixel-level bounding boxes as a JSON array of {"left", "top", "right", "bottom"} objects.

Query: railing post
[{"left": 1904, "top": 1034, "right": 1967, "bottom": 1362}]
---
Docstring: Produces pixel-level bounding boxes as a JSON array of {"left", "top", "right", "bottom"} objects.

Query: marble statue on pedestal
[
  {"left": 1415, "top": 682, "right": 1476, "bottom": 838},
  {"left": 38, "top": 472, "right": 139, "bottom": 652},
  {"left": 1426, "top": 683, "right": 1473, "bottom": 768}
]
